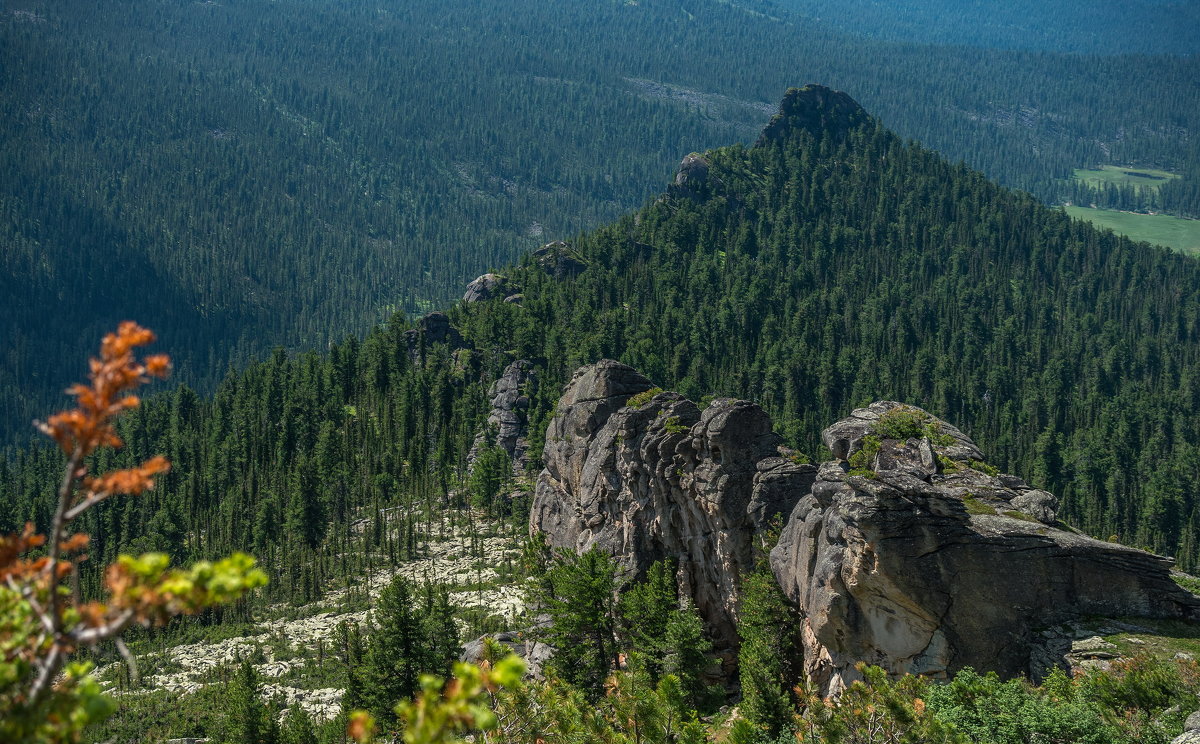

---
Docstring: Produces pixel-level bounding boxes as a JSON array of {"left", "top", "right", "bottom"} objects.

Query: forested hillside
[
  {"left": 2, "top": 0, "right": 1198, "bottom": 443},
  {"left": 9, "top": 86, "right": 1200, "bottom": 636},
  {"left": 775, "top": 0, "right": 1200, "bottom": 54}
]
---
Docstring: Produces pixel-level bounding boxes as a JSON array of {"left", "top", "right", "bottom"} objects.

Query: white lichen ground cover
[{"left": 98, "top": 511, "right": 526, "bottom": 722}]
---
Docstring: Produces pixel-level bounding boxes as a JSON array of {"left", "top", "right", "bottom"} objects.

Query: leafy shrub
[
  {"left": 626, "top": 388, "right": 664, "bottom": 408},
  {"left": 873, "top": 408, "right": 931, "bottom": 440},
  {"left": 664, "top": 416, "right": 690, "bottom": 435},
  {"left": 926, "top": 667, "right": 1115, "bottom": 744}
]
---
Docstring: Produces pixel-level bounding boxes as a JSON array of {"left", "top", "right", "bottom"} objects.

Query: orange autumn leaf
[
  {"left": 84, "top": 457, "right": 170, "bottom": 497},
  {"left": 37, "top": 321, "right": 170, "bottom": 456},
  {"left": 58, "top": 534, "right": 90, "bottom": 553},
  {"left": 347, "top": 710, "right": 376, "bottom": 744}
]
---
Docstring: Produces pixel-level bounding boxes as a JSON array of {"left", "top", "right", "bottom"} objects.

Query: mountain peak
[{"left": 756, "top": 85, "right": 870, "bottom": 145}]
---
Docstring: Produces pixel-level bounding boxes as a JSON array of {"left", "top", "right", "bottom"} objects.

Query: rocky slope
[{"left": 531, "top": 362, "right": 1200, "bottom": 689}]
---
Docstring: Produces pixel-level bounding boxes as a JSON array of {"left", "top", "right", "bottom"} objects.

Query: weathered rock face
[
  {"left": 770, "top": 401, "right": 1200, "bottom": 694},
  {"left": 469, "top": 360, "right": 537, "bottom": 475},
  {"left": 463, "top": 273, "right": 517, "bottom": 303},
  {"left": 402, "top": 312, "right": 468, "bottom": 363},
  {"left": 530, "top": 360, "right": 814, "bottom": 660}
]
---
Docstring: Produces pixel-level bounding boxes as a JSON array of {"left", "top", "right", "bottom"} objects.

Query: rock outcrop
[
  {"left": 530, "top": 360, "right": 814, "bottom": 661},
  {"left": 532, "top": 366, "right": 1200, "bottom": 692},
  {"left": 402, "top": 312, "right": 468, "bottom": 363},
  {"left": 463, "top": 273, "right": 518, "bottom": 303},
  {"left": 462, "top": 618, "right": 554, "bottom": 678},
  {"left": 756, "top": 84, "right": 870, "bottom": 145},
  {"left": 770, "top": 401, "right": 1200, "bottom": 694},
  {"left": 469, "top": 360, "right": 537, "bottom": 475},
  {"left": 669, "top": 153, "right": 712, "bottom": 201},
  {"left": 532, "top": 241, "right": 587, "bottom": 279}
]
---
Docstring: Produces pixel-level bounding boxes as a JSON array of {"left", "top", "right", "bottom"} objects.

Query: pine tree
[
  {"left": 224, "top": 659, "right": 273, "bottom": 744},
  {"left": 620, "top": 559, "right": 678, "bottom": 681},
  {"left": 665, "top": 598, "right": 718, "bottom": 713}
]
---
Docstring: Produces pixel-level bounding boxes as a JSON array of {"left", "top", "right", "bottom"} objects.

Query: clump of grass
[
  {"left": 1173, "top": 573, "right": 1200, "bottom": 596},
  {"left": 663, "top": 415, "right": 689, "bottom": 435},
  {"left": 938, "top": 455, "right": 960, "bottom": 474},
  {"left": 969, "top": 459, "right": 1000, "bottom": 476},
  {"left": 1003, "top": 510, "right": 1038, "bottom": 523},
  {"left": 962, "top": 494, "right": 996, "bottom": 516},
  {"left": 626, "top": 387, "right": 663, "bottom": 408}
]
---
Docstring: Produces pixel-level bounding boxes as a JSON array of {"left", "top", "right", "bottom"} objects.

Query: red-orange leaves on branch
[
  {"left": 84, "top": 456, "right": 171, "bottom": 497},
  {"left": 1, "top": 322, "right": 266, "bottom": 744},
  {"left": 36, "top": 321, "right": 171, "bottom": 457},
  {"left": 0, "top": 524, "right": 46, "bottom": 582}
]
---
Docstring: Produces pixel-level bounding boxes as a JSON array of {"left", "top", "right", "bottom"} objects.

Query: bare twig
[{"left": 114, "top": 638, "right": 139, "bottom": 688}]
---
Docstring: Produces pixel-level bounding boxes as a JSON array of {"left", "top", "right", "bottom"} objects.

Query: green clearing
[
  {"left": 1065, "top": 205, "right": 1200, "bottom": 256},
  {"left": 1073, "top": 164, "right": 1180, "bottom": 192},
  {"left": 1101, "top": 617, "right": 1200, "bottom": 660}
]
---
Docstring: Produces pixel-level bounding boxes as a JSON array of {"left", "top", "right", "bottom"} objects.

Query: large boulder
[
  {"left": 770, "top": 402, "right": 1200, "bottom": 694},
  {"left": 463, "top": 273, "right": 517, "bottom": 303},
  {"left": 530, "top": 361, "right": 813, "bottom": 663}
]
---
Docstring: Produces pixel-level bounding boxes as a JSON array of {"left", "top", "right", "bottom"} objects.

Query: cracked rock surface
[
  {"left": 531, "top": 369, "right": 1200, "bottom": 693},
  {"left": 770, "top": 401, "right": 1200, "bottom": 694},
  {"left": 530, "top": 360, "right": 814, "bottom": 662}
]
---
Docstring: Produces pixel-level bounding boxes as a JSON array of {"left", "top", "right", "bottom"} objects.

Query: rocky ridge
[{"left": 531, "top": 363, "right": 1200, "bottom": 690}]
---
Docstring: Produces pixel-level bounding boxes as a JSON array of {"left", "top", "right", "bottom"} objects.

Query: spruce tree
[
  {"left": 737, "top": 567, "right": 799, "bottom": 738},
  {"left": 358, "top": 577, "right": 426, "bottom": 732},
  {"left": 535, "top": 547, "right": 622, "bottom": 699}
]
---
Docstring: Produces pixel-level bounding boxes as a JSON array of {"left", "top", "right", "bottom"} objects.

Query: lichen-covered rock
[
  {"left": 531, "top": 361, "right": 812, "bottom": 660},
  {"left": 770, "top": 402, "right": 1200, "bottom": 694}
]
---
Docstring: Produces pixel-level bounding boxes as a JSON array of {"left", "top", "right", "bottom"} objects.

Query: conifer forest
[{"left": 4, "top": 1, "right": 1200, "bottom": 743}]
